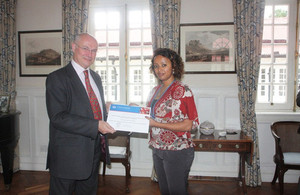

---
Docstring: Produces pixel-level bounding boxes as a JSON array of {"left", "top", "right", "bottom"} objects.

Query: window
[
  {"left": 256, "top": 0, "right": 298, "bottom": 111},
  {"left": 89, "top": 0, "right": 155, "bottom": 105}
]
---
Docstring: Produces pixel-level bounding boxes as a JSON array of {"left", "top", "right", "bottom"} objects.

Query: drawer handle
[
  {"left": 218, "top": 144, "right": 222, "bottom": 148},
  {"left": 199, "top": 144, "right": 203, "bottom": 148},
  {"left": 235, "top": 144, "right": 240, "bottom": 149}
]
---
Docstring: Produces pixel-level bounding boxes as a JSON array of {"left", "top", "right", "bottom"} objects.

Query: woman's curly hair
[{"left": 150, "top": 48, "right": 184, "bottom": 81}]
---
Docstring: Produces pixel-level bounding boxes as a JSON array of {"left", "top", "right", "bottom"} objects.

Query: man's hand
[{"left": 98, "top": 120, "right": 116, "bottom": 134}]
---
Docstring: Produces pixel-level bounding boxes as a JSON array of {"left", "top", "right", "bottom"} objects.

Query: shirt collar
[{"left": 71, "top": 59, "right": 89, "bottom": 75}]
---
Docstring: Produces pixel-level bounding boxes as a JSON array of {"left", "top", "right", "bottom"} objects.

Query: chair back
[
  {"left": 106, "top": 131, "right": 131, "bottom": 157},
  {"left": 271, "top": 121, "right": 300, "bottom": 153},
  {"left": 270, "top": 121, "right": 300, "bottom": 195},
  {"left": 107, "top": 132, "right": 129, "bottom": 147}
]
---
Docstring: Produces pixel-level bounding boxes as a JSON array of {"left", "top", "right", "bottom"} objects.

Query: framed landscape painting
[
  {"left": 180, "top": 23, "right": 235, "bottom": 74},
  {"left": 18, "top": 30, "right": 63, "bottom": 77}
]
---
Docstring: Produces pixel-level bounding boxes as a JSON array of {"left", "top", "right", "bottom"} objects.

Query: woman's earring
[{"left": 173, "top": 69, "right": 175, "bottom": 74}]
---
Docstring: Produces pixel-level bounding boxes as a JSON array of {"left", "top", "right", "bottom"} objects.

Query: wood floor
[{"left": 0, "top": 171, "right": 298, "bottom": 195}]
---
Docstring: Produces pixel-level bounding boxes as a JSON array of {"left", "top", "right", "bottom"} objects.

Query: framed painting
[
  {"left": 18, "top": 30, "right": 63, "bottom": 77},
  {"left": 180, "top": 23, "right": 235, "bottom": 74},
  {"left": 0, "top": 95, "right": 10, "bottom": 113}
]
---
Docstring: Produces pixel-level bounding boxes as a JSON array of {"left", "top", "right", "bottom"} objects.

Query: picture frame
[
  {"left": 0, "top": 95, "right": 10, "bottom": 113},
  {"left": 18, "top": 30, "right": 63, "bottom": 77},
  {"left": 180, "top": 23, "right": 236, "bottom": 74}
]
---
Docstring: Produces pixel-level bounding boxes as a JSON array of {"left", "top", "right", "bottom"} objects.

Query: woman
[{"left": 146, "top": 48, "right": 199, "bottom": 195}]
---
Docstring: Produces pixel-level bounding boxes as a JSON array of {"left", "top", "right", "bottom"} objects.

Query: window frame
[
  {"left": 256, "top": 0, "right": 298, "bottom": 111},
  {"left": 89, "top": 0, "right": 153, "bottom": 105}
]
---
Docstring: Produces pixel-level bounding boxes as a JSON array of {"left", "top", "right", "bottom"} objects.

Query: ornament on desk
[{"left": 199, "top": 120, "right": 215, "bottom": 135}]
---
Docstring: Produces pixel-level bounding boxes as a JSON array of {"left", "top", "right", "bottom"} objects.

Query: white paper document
[{"left": 107, "top": 104, "right": 151, "bottom": 134}]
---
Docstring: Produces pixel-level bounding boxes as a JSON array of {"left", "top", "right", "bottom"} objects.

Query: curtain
[
  {"left": 0, "top": 0, "right": 17, "bottom": 108},
  {"left": 149, "top": 0, "right": 181, "bottom": 52},
  {"left": 0, "top": 0, "right": 18, "bottom": 172},
  {"left": 62, "top": 0, "right": 90, "bottom": 65},
  {"left": 232, "top": 0, "right": 265, "bottom": 187},
  {"left": 149, "top": 0, "right": 181, "bottom": 181}
]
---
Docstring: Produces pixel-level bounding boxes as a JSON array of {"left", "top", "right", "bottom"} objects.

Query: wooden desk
[{"left": 192, "top": 130, "right": 253, "bottom": 195}]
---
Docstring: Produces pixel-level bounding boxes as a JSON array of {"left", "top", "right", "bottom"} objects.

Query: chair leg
[
  {"left": 271, "top": 165, "right": 279, "bottom": 184},
  {"left": 278, "top": 169, "right": 287, "bottom": 195},
  {"left": 126, "top": 162, "right": 131, "bottom": 178},
  {"left": 122, "top": 162, "right": 131, "bottom": 193},
  {"left": 102, "top": 162, "right": 106, "bottom": 176},
  {"left": 297, "top": 176, "right": 300, "bottom": 195}
]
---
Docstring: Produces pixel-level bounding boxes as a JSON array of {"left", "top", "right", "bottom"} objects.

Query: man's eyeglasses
[{"left": 75, "top": 43, "right": 97, "bottom": 54}]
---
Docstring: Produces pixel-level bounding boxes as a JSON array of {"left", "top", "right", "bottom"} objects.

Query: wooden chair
[
  {"left": 101, "top": 131, "right": 132, "bottom": 193},
  {"left": 270, "top": 121, "right": 300, "bottom": 195}
]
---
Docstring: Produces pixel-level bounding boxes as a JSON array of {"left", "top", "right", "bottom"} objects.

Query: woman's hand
[
  {"left": 129, "top": 102, "right": 139, "bottom": 106},
  {"left": 146, "top": 116, "right": 156, "bottom": 127},
  {"left": 146, "top": 116, "right": 193, "bottom": 132}
]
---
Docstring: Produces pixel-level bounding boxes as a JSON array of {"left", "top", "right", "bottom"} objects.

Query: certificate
[{"left": 107, "top": 104, "right": 151, "bottom": 134}]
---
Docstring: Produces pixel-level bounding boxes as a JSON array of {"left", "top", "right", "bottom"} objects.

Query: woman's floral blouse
[{"left": 147, "top": 80, "right": 199, "bottom": 150}]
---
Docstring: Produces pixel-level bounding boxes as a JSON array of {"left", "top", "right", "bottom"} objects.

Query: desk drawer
[{"left": 195, "top": 142, "right": 251, "bottom": 152}]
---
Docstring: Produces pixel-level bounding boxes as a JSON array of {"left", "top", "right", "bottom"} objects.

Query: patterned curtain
[
  {"left": 232, "top": 0, "right": 265, "bottom": 187},
  {"left": 0, "top": 0, "right": 17, "bottom": 109},
  {"left": 0, "top": 0, "right": 19, "bottom": 173},
  {"left": 149, "top": 0, "right": 181, "bottom": 181},
  {"left": 62, "top": 0, "right": 89, "bottom": 65},
  {"left": 149, "top": 0, "right": 181, "bottom": 52}
]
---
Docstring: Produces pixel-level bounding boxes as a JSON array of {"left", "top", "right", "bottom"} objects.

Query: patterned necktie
[
  {"left": 84, "top": 70, "right": 106, "bottom": 160},
  {"left": 84, "top": 70, "right": 102, "bottom": 120}
]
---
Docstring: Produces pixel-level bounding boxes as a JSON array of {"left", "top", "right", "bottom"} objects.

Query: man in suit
[{"left": 46, "top": 33, "right": 116, "bottom": 194}]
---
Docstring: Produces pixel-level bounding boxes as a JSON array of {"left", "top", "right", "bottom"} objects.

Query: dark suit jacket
[
  {"left": 45, "top": 63, "right": 110, "bottom": 180},
  {"left": 297, "top": 91, "right": 300, "bottom": 107}
]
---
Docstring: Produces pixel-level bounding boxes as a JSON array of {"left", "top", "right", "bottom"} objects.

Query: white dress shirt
[{"left": 72, "top": 60, "right": 104, "bottom": 118}]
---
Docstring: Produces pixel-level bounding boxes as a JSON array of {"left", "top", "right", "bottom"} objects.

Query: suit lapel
[{"left": 64, "top": 63, "right": 106, "bottom": 120}]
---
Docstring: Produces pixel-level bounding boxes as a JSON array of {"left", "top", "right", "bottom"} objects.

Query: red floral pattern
[
  {"left": 159, "top": 131, "right": 176, "bottom": 145},
  {"left": 173, "top": 86, "right": 184, "bottom": 100}
]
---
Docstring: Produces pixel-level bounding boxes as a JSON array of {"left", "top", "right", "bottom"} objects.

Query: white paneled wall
[
  {"left": 192, "top": 87, "right": 240, "bottom": 129},
  {"left": 190, "top": 87, "right": 240, "bottom": 177},
  {"left": 16, "top": 88, "right": 49, "bottom": 171},
  {"left": 16, "top": 87, "right": 300, "bottom": 183}
]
